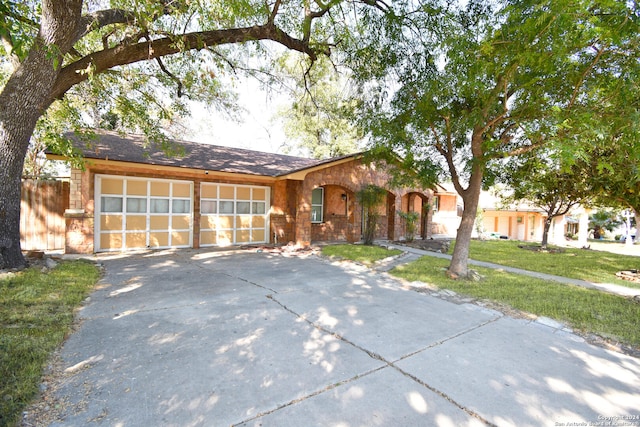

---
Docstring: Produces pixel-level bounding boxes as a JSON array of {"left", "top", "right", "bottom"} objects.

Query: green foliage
[
  {"left": 277, "top": 56, "right": 362, "bottom": 159},
  {"left": 589, "top": 210, "right": 622, "bottom": 239},
  {"left": 356, "top": 184, "right": 387, "bottom": 245},
  {"left": 346, "top": 0, "right": 639, "bottom": 274},
  {"left": 541, "top": 0, "right": 640, "bottom": 214},
  {"left": 398, "top": 210, "right": 419, "bottom": 242},
  {"left": 2, "top": 0, "right": 388, "bottom": 166},
  {"left": 0, "top": 1, "right": 39, "bottom": 61},
  {"left": 0, "top": 260, "right": 100, "bottom": 427},
  {"left": 322, "top": 244, "right": 401, "bottom": 265},
  {"left": 498, "top": 150, "right": 590, "bottom": 246}
]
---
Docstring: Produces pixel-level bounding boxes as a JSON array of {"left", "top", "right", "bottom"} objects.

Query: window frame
[{"left": 311, "top": 187, "right": 324, "bottom": 223}]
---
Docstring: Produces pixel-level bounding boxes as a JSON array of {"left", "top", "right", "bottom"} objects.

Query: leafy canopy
[{"left": 345, "top": 0, "right": 639, "bottom": 276}]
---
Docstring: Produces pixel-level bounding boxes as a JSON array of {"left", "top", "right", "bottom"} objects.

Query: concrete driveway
[{"left": 37, "top": 248, "right": 640, "bottom": 426}]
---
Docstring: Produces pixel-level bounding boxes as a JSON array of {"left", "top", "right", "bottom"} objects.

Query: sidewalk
[{"left": 378, "top": 242, "right": 640, "bottom": 298}]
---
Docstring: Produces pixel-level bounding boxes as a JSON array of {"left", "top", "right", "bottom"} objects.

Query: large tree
[
  {"left": 350, "top": 0, "right": 639, "bottom": 278},
  {"left": 0, "top": 0, "right": 390, "bottom": 269},
  {"left": 277, "top": 56, "right": 362, "bottom": 159}
]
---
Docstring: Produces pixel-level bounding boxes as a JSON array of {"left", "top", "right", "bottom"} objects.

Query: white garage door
[
  {"left": 199, "top": 183, "right": 270, "bottom": 246},
  {"left": 96, "top": 175, "right": 193, "bottom": 252}
]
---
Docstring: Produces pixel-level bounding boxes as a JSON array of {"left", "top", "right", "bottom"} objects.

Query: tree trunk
[
  {"left": 448, "top": 168, "right": 483, "bottom": 278},
  {"left": 0, "top": 0, "right": 82, "bottom": 269},
  {"left": 634, "top": 209, "right": 639, "bottom": 245},
  {"left": 541, "top": 218, "right": 552, "bottom": 249}
]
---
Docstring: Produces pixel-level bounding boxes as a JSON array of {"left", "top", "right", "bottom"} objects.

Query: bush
[
  {"left": 398, "top": 211, "right": 420, "bottom": 242},
  {"left": 356, "top": 185, "right": 387, "bottom": 245}
]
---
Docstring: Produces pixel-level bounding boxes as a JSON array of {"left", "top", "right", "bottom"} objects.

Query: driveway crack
[
  {"left": 182, "top": 254, "right": 279, "bottom": 294},
  {"left": 232, "top": 365, "right": 388, "bottom": 426},
  {"left": 265, "top": 294, "right": 497, "bottom": 426},
  {"left": 222, "top": 271, "right": 278, "bottom": 294}
]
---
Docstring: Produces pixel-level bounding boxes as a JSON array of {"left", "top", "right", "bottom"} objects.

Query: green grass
[
  {"left": 322, "top": 244, "right": 402, "bottom": 265},
  {"left": 0, "top": 260, "right": 101, "bottom": 427},
  {"left": 461, "top": 239, "right": 640, "bottom": 289},
  {"left": 391, "top": 256, "right": 640, "bottom": 348}
]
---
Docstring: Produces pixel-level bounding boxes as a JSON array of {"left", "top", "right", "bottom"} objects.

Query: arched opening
[
  {"left": 400, "top": 192, "right": 432, "bottom": 240},
  {"left": 360, "top": 189, "right": 395, "bottom": 242}
]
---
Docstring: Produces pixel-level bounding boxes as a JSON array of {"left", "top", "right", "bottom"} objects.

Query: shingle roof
[{"left": 59, "top": 130, "right": 338, "bottom": 177}]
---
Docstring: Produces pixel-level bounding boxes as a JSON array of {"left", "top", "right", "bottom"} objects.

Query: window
[
  {"left": 172, "top": 199, "right": 191, "bottom": 213},
  {"left": 252, "top": 202, "right": 265, "bottom": 215},
  {"left": 219, "top": 201, "right": 234, "bottom": 214},
  {"left": 201, "top": 200, "right": 217, "bottom": 214},
  {"left": 236, "top": 201, "right": 251, "bottom": 214},
  {"left": 432, "top": 196, "right": 439, "bottom": 212},
  {"left": 311, "top": 187, "right": 324, "bottom": 223},
  {"left": 101, "top": 196, "right": 123, "bottom": 213},
  {"left": 150, "top": 199, "right": 170, "bottom": 213},
  {"left": 126, "top": 198, "right": 147, "bottom": 213}
]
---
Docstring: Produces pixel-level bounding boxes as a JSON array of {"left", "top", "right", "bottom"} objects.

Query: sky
[{"left": 183, "top": 78, "right": 294, "bottom": 156}]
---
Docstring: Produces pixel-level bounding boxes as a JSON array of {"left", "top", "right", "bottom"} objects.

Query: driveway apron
[{"left": 44, "top": 249, "right": 640, "bottom": 427}]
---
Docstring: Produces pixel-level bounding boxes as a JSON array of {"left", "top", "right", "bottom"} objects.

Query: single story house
[
  {"left": 46, "top": 130, "right": 456, "bottom": 253},
  {"left": 478, "top": 190, "right": 545, "bottom": 241},
  {"left": 478, "top": 189, "right": 586, "bottom": 244}
]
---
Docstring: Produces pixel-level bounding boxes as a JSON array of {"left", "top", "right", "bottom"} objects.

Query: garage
[
  {"left": 199, "top": 183, "right": 270, "bottom": 246},
  {"left": 95, "top": 175, "right": 193, "bottom": 252}
]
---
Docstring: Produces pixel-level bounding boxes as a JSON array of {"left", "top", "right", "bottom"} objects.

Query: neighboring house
[
  {"left": 430, "top": 183, "right": 463, "bottom": 238},
  {"left": 478, "top": 189, "right": 587, "bottom": 244},
  {"left": 478, "top": 190, "right": 545, "bottom": 241},
  {"left": 45, "top": 130, "right": 452, "bottom": 254}
]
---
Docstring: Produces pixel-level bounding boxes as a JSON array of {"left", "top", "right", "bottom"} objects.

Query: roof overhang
[
  {"left": 46, "top": 155, "right": 278, "bottom": 184},
  {"left": 276, "top": 154, "right": 362, "bottom": 180}
]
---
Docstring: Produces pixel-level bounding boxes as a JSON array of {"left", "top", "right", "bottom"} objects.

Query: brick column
[
  {"left": 64, "top": 168, "right": 94, "bottom": 254},
  {"left": 295, "top": 181, "right": 312, "bottom": 247},
  {"left": 69, "top": 168, "right": 83, "bottom": 209}
]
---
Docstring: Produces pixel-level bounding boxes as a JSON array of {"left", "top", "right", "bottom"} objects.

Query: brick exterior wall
[
  {"left": 65, "top": 214, "right": 94, "bottom": 254},
  {"left": 295, "top": 159, "right": 434, "bottom": 246},
  {"left": 271, "top": 180, "right": 300, "bottom": 243}
]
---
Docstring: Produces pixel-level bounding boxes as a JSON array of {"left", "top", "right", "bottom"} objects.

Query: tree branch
[
  {"left": 155, "top": 56, "right": 184, "bottom": 97},
  {"left": 441, "top": 116, "right": 467, "bottom": 197},
  {"left": 268, "top": 0, "right": 283, "bottom": 25},
  {"left": 73, "top": 9, "right": 137, "bottom": 45},
  {"left": 51, "top": 23, "right": 324, "bottom": 102},
  {"left": 302, "top": 0, "right": 337, "bottom": 44},
  {"left": 360, "top": 0, "right": 391, "bottom": 13},
  {"left": 568, "top": 43, "right": 606, "bottom": 110}
]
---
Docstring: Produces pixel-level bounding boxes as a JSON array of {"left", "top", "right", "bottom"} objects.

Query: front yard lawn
[
  {"left": 0, "top": 260, "right": 101, "bottom": 427},
  {"left": 322, "top": 244, "right": 402, "bottom": 265},
  {"left": 462, "top": 239, "right": 640, "bottom": 289}
]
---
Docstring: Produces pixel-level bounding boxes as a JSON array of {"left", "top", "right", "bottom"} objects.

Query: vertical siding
[{"left": 20, "top": 179, "right": 69, "bottom": 251}]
